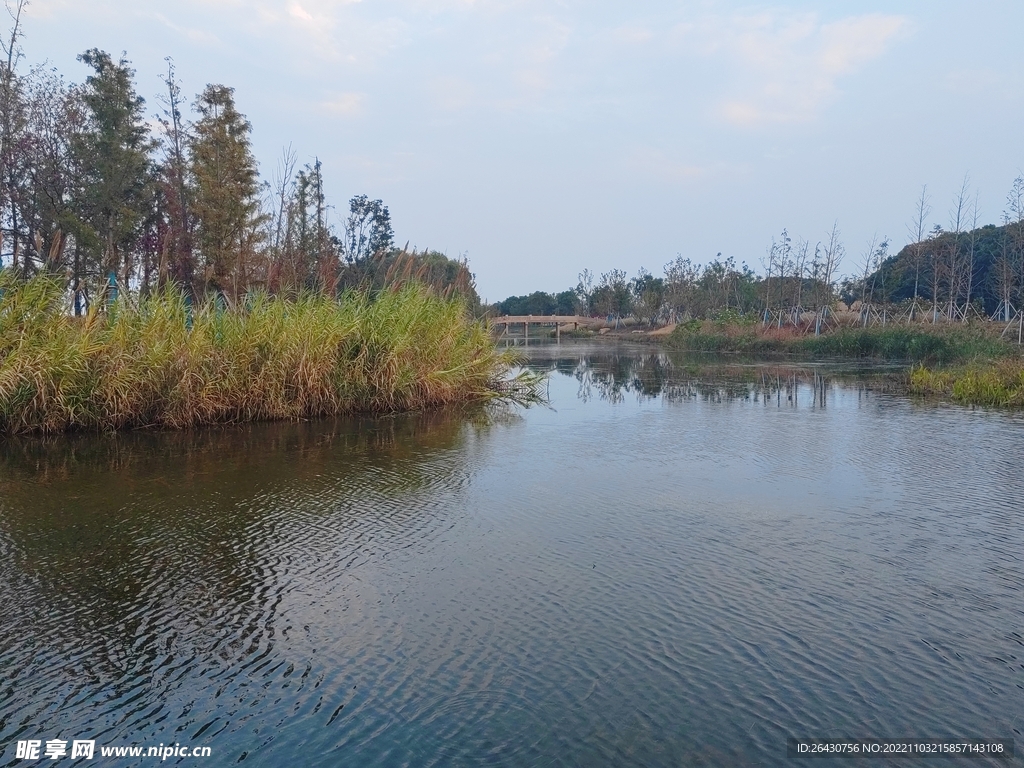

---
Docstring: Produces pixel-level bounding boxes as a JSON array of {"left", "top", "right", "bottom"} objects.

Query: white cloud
[
  {"left": 21, "top": 1, "right": 907, "bottom": 127},
  {"left": 680, "top": 11, "right": 908, "bottom": 126},
  {"left": 288, "top": 2, "right": 315, "bottom": 22}
]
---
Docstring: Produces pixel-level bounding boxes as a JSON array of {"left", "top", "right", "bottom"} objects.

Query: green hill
[{"left": 867, "top": 222, "right": 1023, "bottom": 317}]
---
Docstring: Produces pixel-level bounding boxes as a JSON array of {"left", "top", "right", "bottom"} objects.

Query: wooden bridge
[{"left": 489, "top": 315, "right": 602, "bottom": 341}]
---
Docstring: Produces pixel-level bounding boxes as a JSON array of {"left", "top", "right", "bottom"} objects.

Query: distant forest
[
  {"left": 493, "top": 181, "right": 1024, "bottom": 325},
  {"left": 0, "top": 1, "right": 479, "bottom": 311}
]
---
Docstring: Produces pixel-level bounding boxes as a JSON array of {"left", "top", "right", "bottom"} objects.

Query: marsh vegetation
[
  {"left": 666, "top": 322, "right": 1016, "bottom": 364},
  {"left": 0, "top": 274, "right": 527, "bottom": 434}
]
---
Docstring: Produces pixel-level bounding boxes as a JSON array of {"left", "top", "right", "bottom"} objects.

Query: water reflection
[
  {"left": 0, "top": 410, "right": 505, "bottom": 764},
  {"left": 527, "top": 344, "right": 903, "bottom": 408}
]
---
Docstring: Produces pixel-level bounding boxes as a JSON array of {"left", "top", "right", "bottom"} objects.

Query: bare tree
[
  {"left": 762, "top": 229, "right": 790, "bottom": 323},
  {"left": 906, "top": 185, "right": 930, "bottom": 318},
  {"left": 997, "top": 175, "right": 1024, "bottom": 322},
  {"left": 821, "top": 222, "right": 843, "bottom": 298},
  {"left": 792, "top": 238, "right": 809, "bottom": 310},
  {"left": 927, "top": 223, "right": 944, "bottom": 322},
  {"left": 963, "top": 192, "right": 980, "bottom": 321},
  {"left": 266, "top": 144, "right": 297, "bottom": 290},
  {"left": 945, "top": 175, "right": 971, "bottom": 319},
  {"left": 0, "top": 0, "right": 28, "bottom": 270},
  {"left": 810, "top": 222, "right": 842, "bottom": 335},
  {"left": 870, "top": 239, "right": 890, "bottom": 322},
  {"left": 574, "top": 268, "right": 594, "bottom": 314},
  {"left": 859, "top": 233, "right": 878, "bottom": 326},
  {"left": 761, "top": 239, "right": 776, "bottom": 324}
]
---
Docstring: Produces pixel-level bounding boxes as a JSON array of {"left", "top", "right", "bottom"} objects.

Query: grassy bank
[
  {"left": 909, "top": 360, "right": 1024, "bottom": 406},
  {"left": 668, "top": 321, "right": 1015, "bottom": 365},
  {"left": 0, "top": 274, "right": 529, "bottom": 434}
]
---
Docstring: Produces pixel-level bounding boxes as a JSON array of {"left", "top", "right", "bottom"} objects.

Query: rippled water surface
[{"left": 1, "top": 344, "right": 1022, "bottom": 766}]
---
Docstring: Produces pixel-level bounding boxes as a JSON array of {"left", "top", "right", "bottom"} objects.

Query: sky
[{"left": 12, "top": 0, "right": 1024, "bottom": 301}]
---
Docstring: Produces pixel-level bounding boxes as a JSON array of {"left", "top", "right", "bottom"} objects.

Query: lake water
[{"left": 1, "top": 344, "right": 1022, "bottom": 766}]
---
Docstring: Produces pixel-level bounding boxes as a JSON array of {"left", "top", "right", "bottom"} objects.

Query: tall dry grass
[{"left": 0, "top": 273, "right": 531, "bottom": 433}]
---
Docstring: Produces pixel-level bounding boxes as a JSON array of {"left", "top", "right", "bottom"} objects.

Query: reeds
[
  {"left": 668, "top": 322, "right": 1015, "bottom": 365},
  {"left": 0, "top": 273, "right": 534, "bottom": 434},
  {"left": 797, "top": 326, "right": 1012, "bottom": 364}
]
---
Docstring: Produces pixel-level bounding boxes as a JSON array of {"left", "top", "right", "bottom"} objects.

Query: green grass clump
[
  {"left": 909, "top": 360, "right": 1024, "bottom": 406},
  {"left": 668, "top": 319, "right": 782, "bottom": 355},
  {"left": 795, "top": 326, "right": 1012, "bottom": 364},
  {"left": 551, "top": 328, "right": 594, "bottom": 339},
  {"left": 669, "top": 322, "right": 1014, "bottom": 365},
  {"left": 0, "top": 273, "right": 531, "bottom": 434}
]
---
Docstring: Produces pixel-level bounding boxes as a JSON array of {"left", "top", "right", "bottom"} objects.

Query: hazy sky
[{"left": 14, "top": 0, "right": 1024, "bottom": 300}]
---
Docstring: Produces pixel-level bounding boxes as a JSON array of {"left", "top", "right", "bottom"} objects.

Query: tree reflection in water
[{"left": 526, "top": 347, "right": 905, "bottom": 408}]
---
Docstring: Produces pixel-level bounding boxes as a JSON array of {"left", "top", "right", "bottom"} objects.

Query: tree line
[
  {"left": 492, "top": 235, "right": 841, "bottom": 325},
  {"left": 0, "top": 1, "right": 479, "bottom": 312},
  {"left": 493, "top": 177, "right": 1024, "bottom": 326}
]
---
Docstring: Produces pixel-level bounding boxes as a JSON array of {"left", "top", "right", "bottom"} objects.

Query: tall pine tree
[
  {"left": 74, "top": 49, "right": 154, "bottom": 287},
  {"left": 189, "top": 84, "right": 262, "bottom": 298},
  {"left": 156, "top": 58, "right": 195, "bottom": 293}
]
